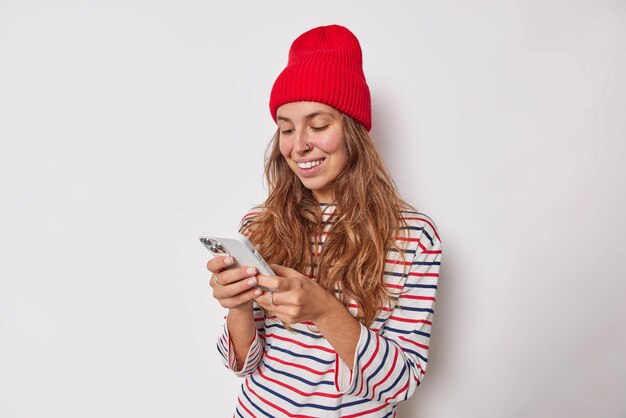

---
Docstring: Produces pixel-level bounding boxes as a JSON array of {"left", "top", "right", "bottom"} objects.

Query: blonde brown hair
[{"left": 247, "top": 115, "right": 414, "bottom": 326}]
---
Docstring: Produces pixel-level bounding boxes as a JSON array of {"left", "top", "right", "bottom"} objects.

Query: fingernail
[
  {"left": 247, "top": 277, "right": 257, "bottom": 286},
  {"left": 224, "top": 256, "right": 233, "bottom": 265},
  {"left": 246, "top": 267, "right": 256, "bottom": 275},
  {"left": 255, "top": 289, "right": 263, "bottom": 296}
]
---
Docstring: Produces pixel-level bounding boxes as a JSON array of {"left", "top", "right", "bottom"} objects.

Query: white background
[{"left": 1, "top": 1, "right": 625, "bottom": 417}]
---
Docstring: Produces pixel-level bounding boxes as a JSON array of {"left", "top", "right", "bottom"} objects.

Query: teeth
[{"left": 297, "top": 159, "right": 323, "bottom": 169}]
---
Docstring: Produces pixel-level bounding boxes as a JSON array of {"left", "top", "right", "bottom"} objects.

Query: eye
[
  {"left": 281, "top": 128, "right": 294, "bottom": 135},
  {"left": 311, "top": 125, "right": 329, "bottom": 132}
]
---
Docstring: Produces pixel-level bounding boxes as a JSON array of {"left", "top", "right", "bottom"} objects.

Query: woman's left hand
[{"left": 254, "top": 264, "right": 338, "bottom": 325}]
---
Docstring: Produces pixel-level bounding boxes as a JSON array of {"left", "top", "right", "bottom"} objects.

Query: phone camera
[{"left": 202, "top": 238, "right": 227, "bottom": 255}]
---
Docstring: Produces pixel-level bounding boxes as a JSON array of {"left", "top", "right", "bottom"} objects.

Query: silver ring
[
  {"left": 269, "top": 291, "right": 276, "bottom": 306},
  {"left": 213, "top": 273, "right": 224, "bottom": 287},
  {"left": 305, "top": 143, "right": 311, "bottom": 152}
]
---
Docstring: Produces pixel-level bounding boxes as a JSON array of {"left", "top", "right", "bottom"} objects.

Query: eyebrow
[{"left": 276, "top": 111, "right": 335, "bottom": 123}]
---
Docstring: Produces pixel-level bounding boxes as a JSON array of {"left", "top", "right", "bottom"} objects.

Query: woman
[{"left": 207, "top": 24, "right": 442, "bottom": 417}]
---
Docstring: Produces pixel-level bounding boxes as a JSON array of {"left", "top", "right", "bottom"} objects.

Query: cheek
[
  {"left": 334, "top": 149, "right": 350, "bottom": 172},
  {"left": 317, "top": 131, "right": 345, "bottom": 154},
  {"left": 278, "top": 136, "right": 292, "bottom": 158}
]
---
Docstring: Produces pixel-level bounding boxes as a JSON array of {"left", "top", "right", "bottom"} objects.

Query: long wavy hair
[{"left": 248, "top": 114, "right": 415, "bottom": 326}]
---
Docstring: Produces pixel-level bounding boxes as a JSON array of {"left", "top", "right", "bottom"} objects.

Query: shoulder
[
  {"left": 237, "top": 205, "right": 266, "bottom": 237},
  {"left": 398, "top": 207, "right": 442, "bottom": 254}
]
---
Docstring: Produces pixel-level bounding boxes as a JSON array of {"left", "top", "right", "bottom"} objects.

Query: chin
[{"left": 300, "top": 179, "right": 327, "bottom": 192}]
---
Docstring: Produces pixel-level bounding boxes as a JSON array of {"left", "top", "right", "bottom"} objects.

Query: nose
[{"left": 293, "top": 130, "right": 311, "bottom": 154}]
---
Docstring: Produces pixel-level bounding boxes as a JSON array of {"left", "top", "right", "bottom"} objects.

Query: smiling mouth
[{"left": 296, "top": 158, "right": 325, "bottom": 169}]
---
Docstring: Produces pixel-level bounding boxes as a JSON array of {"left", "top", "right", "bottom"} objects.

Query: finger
[
  {"left": 269, "top": 264, "right": 300, "bottom": 277},
  {"left": 255, "top": 295, "right": 285, "bottom": 312},
  {"left": 214, "top": 265, "right": 259, "bottom": 287},
  {"left": 254, "top": 291, "right": 272, "bottom": 307},
  {"left": 254, "top": 288, "right": 294, "bottom": 308},
  {"left": 255, "top": 297, "right": 294, "bottom": 322},
  {"left": 255, "top": 301, "right": 288, "bottom": 317},
  {"left": 256, "top": 274, "right": 285, "bottom": 292},
  {"left": 220, "top": 287, "right": 264, "bottom": 309},
  {"left": 212, "top": 274, "right": 260, "bottom": 299},
  {"left": 207, "top": 255, "right": 235, "bottom": 273}
]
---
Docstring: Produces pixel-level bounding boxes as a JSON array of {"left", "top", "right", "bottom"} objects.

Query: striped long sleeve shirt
[{"left": 216, "top": 203, "right": 443, "bottom": 417}]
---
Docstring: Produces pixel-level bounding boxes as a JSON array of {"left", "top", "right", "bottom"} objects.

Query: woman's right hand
[{"left": 207, "top": 256, "right": 264, "bottom": 310}]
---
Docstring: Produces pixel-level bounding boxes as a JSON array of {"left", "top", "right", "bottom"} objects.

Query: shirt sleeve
[
  {"left": 216, "top": 303, "right": 266, "bottom": 376},
  {"left": 215, "top": 207, "right": 267, "bottom": 376},
  {"left": 334, "top": 221, "right": 442, "bottom": 403}
]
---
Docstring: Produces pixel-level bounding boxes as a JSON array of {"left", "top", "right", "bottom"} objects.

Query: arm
[
  {"left": 313, "top": 296, "right": 362, "bottom": 368},
  {"left": 217, "top": 302, "right": 266, "bottom": 376},
  {"left": 252, "top": 216, "right": 442, "bottom": 403},
  {"left": 214, "top": 207, "right": 267, "bottom": 375},
  {"left": 332, "top": 234, "right": 442, "bottom": 402},
  {"left": 253, "top": 266, "right": 362, "bottom": 367}
]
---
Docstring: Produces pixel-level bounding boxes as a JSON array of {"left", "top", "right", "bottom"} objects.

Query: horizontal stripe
[
  {"left": 399, "top": 294, "right": 436, "bottom": 301},
  {"left": 404, "top": 283, "right": 438, "bottom": 289},
  {"left": 399, "top": 335, "right": 429, "bottom": 350},
  {"left": 388, "top": 316, "right": 432, "bottom": 325},
  {"left": 412, "top": 259, "right": 441, "bottom": 266},
  {"left": 265, "top": 352, "right": 334, "bottom": 376},
  {"left": 383, "top": 325, "right": 431, "bottom": 338},
  {"left": 267, "top": 343, "right": 335, "bottom": 365},
  {"left": 262, "top": 361, "right": 334, "bottom": 387},
  {"left": 266, "top": 323, "right": 324, "bottom": 340},
  {"left": 400, "top": 347, "right": 428, "bottom": 363},
  {"left": 393, "top": 305, "right": 434, "bottom": 313},
  {"left": 266, "top": 333, "right": 335, "bottom": 353}
]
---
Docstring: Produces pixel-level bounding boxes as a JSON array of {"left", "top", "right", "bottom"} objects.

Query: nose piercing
[{"left": 305, "top": 143, "right": 311, "bottom": 152}]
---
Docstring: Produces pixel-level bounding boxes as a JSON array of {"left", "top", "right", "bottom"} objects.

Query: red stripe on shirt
[
  {"left": 265, "top": 352, "right": 333, "bottom": 376},
  {"left": 238, "top": 397, "right": 258, "bottom": 418},
  {"left": 384, "top": 379, "right": 410, "bottom": 403},
  {"left": 370, "top": 347, "right": 399, "bottom": 400},
  {"left": 396, "top": 237, "right": 421, "bottom": 242},
  {"left": 385, "top": 283, "right": 403, "bottom": 289},
  {"left": 399, "top": 335, "right": 429, "bottom": 350},
  {"left": 258, "top": 368, "right": 343, "bottom": 399},
  {"left": 267, "top": 333, "right": 335, "bottom": 354},
  {"left": 389, "top": 316, "right": 432, "bottom": 325},
  {"left": 399, "top": 294, "right": 436, "bottom": 301},
  {"left": 357, "top": 333, "right": 380, "bottom": 396}
]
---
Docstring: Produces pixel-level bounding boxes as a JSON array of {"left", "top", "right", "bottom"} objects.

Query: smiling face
[{"left": 276, "top": 101, "right": 349, "bottom": 203}]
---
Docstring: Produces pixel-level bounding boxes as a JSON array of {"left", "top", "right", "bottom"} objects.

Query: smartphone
[{"left": 199, "top": 234, "right": 275, "bottom": 290}]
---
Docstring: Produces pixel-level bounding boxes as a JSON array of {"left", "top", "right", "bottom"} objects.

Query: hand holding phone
[{"left": 200, "top": 233, "right": 275, "bottom": 291}]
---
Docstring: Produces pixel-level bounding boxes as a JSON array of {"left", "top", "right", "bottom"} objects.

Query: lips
[
  {"left": 296, "top": 158, "right": 325, "bottom": 169},
  {"left": 294, "top": 158, "right": 325, "bottom": 177}
]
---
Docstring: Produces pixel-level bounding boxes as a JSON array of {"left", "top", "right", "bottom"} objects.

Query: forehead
[{"left": 276, "top": 101, "right": 341, "bottom": 121}]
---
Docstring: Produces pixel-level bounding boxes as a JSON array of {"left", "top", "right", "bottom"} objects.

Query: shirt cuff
[{"left": 334, "top": 323, "right": 367, "bottom": 394}]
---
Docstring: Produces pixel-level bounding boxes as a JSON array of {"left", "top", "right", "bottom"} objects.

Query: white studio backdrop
[{"left": 1, "top": 1, "right": 625, "bottom": 417}]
